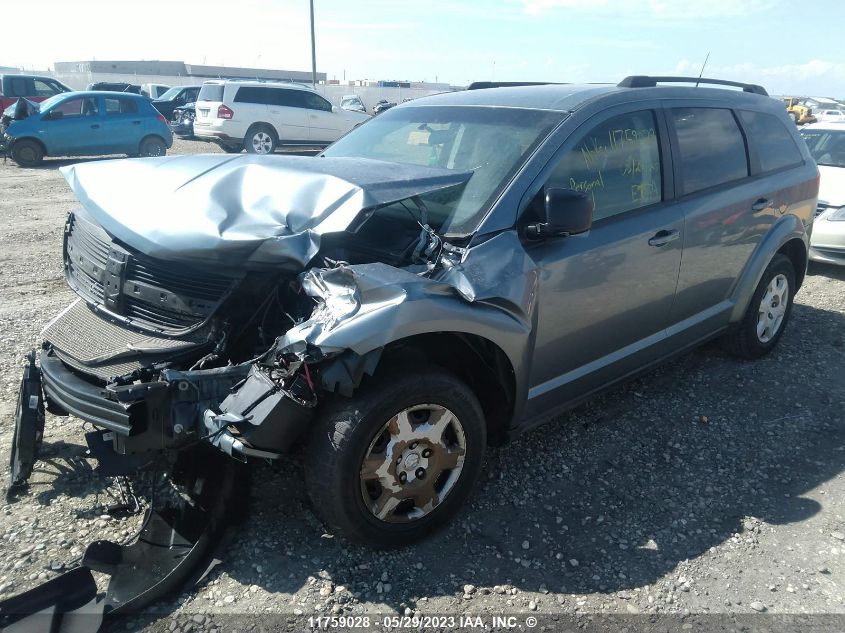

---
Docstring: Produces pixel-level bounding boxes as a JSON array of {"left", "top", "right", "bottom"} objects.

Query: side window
[
  {"left": 9, "top": 77, "right": 29, "bottom": 97},
  {"left": 234, "top": 87, "right": 272, "bottom": 105},
  {"left": 273, "top": 89, "right": 308, "bottom": 108},
  {"left": 52, "top": 97, "right": 100, "bottom": 118},
  {"left": 546, "top": 111, "right": 662, "bottom": 222},
  {"left": 46, "top": 79, "right": 67, "bottom": 95},
  {"left": 303, "top": 92, "right": 332, "bottom": 112},
  {"left": 184, "top": 89, "right": 198, "bottom": 102},
  {"left": 33, "top": 79, "right": 59, "bottom": 97},
  {"left": 105, "top": 98, "right": 138, "bottom": 114},
  {"left": 671, "top": 108, "right": 748, "bottom": 195},
  {"left": 739, "top": 110, "right": 803, "bottom": 173}
]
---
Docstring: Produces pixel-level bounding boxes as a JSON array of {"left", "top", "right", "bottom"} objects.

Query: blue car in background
[{"left": 1, "top": 91, "right": 173, "bottom": 166}]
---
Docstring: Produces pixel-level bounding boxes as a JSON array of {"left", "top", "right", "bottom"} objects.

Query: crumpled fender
[{"left": 278, "top": 231, "right": 540, "bottom": 423}]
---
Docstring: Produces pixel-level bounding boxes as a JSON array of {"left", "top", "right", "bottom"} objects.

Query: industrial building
[{"left": 53, "top": 60, "right": 326, "bottom": 84}]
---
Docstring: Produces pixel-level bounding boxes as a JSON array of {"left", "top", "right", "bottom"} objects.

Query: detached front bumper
[
  {"left": 40, "top": 349, "right": 135, "bottom": 435},
  {"left": 38, "top": 346, "right": 315, "bottom": 460}
]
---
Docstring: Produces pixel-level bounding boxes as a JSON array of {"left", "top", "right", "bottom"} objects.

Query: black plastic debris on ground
[{"left": 0, "top": 449, "right": 247, "bottom": 632}]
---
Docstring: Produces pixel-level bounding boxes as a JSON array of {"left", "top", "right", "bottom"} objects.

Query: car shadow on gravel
[
  {"left": 807, "top": 261, "right": 845, "bottom": 281},
  {"left": 19, "top": 440, "right": 101, "bottom": 505},
  {"left": 165, "top": 302, "right": 842, "bottom": 617},
  {"left": 7, "top": 156, "right": 115, "bottom": 170}
]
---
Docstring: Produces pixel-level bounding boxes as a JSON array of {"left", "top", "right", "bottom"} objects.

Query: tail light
[
  {"left": 217, "top": 105, "right": 234, "bottom": 120},
  {"left": 156, "top": 114, "right": 167, "bottom": 125}
]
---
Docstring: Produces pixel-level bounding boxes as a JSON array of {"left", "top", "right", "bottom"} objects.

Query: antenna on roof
[{"left": 695, "top": 52, "right": 710, "bottom": 88}]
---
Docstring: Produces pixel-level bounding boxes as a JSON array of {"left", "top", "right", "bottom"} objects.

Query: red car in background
[{"left": 0, "top": 74, "right": 72, "bottom": 111}]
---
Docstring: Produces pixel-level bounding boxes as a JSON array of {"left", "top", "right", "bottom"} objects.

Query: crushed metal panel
[
  {"left": 277, "top": 235, "right": 537, "bottom": 361},
  {"left": 60, "top": 155, "right": 472, "bottom": 269}
]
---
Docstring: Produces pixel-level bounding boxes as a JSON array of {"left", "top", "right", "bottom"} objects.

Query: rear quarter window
[
  {"left": 739, "top": 110, "right": 803, "bottom": 173},
  {"left": 105, "top": 98, "right": 139, "bottom": 114},
  {"left": 198, "top": 84, "right": 224, "bottom": 102},
  {"left": 671, "top": 108, "right": 749, "bottom": 195}
]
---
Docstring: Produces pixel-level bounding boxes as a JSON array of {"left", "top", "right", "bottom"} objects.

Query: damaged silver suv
[{"left": 11, "top": 76, "right": 819, "bottom": 549}]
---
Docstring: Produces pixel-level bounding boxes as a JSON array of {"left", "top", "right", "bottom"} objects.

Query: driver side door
[
  {"left": 42, "top": 96, "right": 104, "bottom": 155},
  {"left": 522, "top": 107, "right": 685, "bottom": 419}
]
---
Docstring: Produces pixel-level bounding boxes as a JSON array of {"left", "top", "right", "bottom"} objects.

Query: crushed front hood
[{"left": 60, "top": 154, "right": 471, "bottom": 269}]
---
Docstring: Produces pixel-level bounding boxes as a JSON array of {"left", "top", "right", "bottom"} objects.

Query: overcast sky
[{"left": 5, "top": 0, "right": 844, "bottom": 96}]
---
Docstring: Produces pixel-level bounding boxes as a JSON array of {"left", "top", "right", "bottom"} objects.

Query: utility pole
[{"left": 310, "top": 0, "right": 317, "bottom": 88}]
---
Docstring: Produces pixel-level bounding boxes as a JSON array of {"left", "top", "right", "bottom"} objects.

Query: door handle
[
  {"left": 90, "top": 124, "right": 100, "bottom": 129},
  {"left": 751, "top": 198, "right": 770, "bottom": 212},
  {"left": 648, "top": 229, "right": 680, "bottom": 247},
  {"left": 132, "top": 120, "right": 141, "bottom": 125}
]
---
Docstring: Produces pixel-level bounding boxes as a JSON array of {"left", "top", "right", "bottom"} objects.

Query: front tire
[
  {"left": 11, "top": 139, "right": 44, "bottom": 166},
  {"left": 304, "top": 366, "right": 486, "bottom": 548},
  {"left": 722, "top": 254, "right": 796, "bottom": 359}
]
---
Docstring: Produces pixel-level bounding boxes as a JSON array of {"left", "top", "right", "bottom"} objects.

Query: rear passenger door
[
  {"left": 665, "top": 105, "right": 797, "bottom": 337},
  {"left": 100, "top": 97, "right": 143, "bottom": 154},
  {"left": 267, "top": 88, "right": 309, "bottom": 142},
  {"left": 523, "top": 107, "right": 684, "bottom": 417}
]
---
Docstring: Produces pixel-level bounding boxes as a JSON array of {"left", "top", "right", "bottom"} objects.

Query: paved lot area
[{"left": 0, "top": 141, "right": 844, "bottom": 631}]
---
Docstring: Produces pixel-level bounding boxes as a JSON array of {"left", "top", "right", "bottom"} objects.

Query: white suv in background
[{"left": 193, "top": 80, "right": 370, "bottom": 154}]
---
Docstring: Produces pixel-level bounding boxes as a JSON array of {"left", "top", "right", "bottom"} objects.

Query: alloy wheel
[{"left": 251, "top": 132, "right": 273, "bottom": 154}]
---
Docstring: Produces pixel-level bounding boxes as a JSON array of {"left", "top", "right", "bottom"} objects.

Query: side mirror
[
  {"left": 43, "top": 110, "right": 63, "bottom": 121},
  {"left": 525, "top": 188, "right": 593, "bottom": 239}
]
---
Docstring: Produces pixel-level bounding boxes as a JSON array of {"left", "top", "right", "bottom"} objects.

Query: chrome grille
[{"left": 64, "top": 211, "right": 241, "bottom": 333}]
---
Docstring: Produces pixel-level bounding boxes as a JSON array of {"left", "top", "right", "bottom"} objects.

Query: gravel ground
[{"left": 0, "top": 140, "right": 844, "bottom": 631}]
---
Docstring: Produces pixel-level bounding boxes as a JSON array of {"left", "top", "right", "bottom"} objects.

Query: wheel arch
[
  {"left": 11, "top": 136, "right": 48, "bottom": 156},
  {"left": 777, "top": 237, "right": 807, "bottom": 290},
  {"left": 729, "top": 215, "right": 809, "bottom": 322},
  {"left": 245, "top": 121, "right": 279, "bottom": 140},
  {"left": 365, "top": 332, "right": 517, "bottom": 446}
]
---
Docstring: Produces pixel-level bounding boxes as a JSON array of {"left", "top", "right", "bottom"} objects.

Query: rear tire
[
  {"left": 11, "top": 139, "right": 44, "bottom": 167},
  {"left": 243, "top": 125, "right": 277, "bottom": 154},
  {"left": 139, "top": 136, "right": 167, "bottom": 157},
  {"left": 304, "top": 366, "right": 486, "bottom": 548},
  {"left": 722, "top": 254, "right": 796, "bottom": 359}
]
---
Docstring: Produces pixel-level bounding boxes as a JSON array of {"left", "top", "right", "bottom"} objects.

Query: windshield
[
  {"left": 38, "top": 94, "right": 67, "bottom": 112},
  {"left": 801, "top": 129, "right": 845, "bottom": 167},
  {"left": 156, "top": 87, "right": 183, "bottom": 101},
  {"left": 322, "top": 105, "right": 562, "bottom": 234}
]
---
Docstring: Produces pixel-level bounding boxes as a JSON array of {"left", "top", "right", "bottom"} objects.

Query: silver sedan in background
[{"left": 802, "top": 122, "right": 845, "bottom": 265}]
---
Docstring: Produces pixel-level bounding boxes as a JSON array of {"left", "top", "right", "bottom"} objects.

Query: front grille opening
[{"left": 64, "top": 212, "right": 240, "bottom": 334}]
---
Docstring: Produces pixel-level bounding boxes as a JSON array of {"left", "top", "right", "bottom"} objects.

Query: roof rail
[
  {"left": 467, "top": 81, "right": 559, "bottom": 90},
  {"left": 618, "top": 75, "right": 768, "bottom": 96}
]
